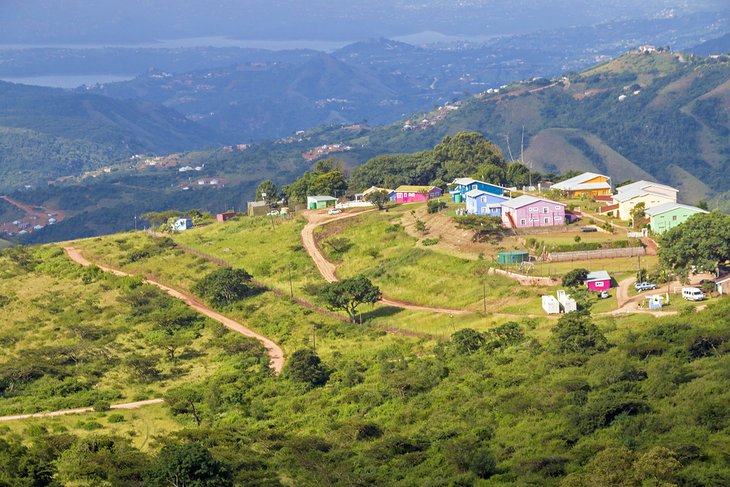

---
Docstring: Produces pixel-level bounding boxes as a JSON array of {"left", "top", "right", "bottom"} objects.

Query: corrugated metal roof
[
  {"left": 552, "top": 172, "right": 609, "bottom": 191},
  {"left": 586, "top": 270, "right": 611, "bottom": 282},
  {"left": 501, "top": 195, "right": 564, "bottom": 209},
  {"left": 644, "top": 202, "right": 708, "bottom": 216}
]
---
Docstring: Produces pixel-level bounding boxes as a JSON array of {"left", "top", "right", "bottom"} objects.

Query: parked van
[{"left": 682, "top": 287, "right": 705, "bottom": 301}]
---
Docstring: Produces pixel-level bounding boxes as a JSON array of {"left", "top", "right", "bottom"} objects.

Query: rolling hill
[
  {"left": 0, "top": 81, "right": 226, "bottom": 191},
  {"left": 321, "top": 51, "right": 730, "bottom": 206}
]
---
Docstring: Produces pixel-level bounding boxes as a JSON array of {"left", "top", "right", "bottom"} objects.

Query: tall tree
[
  {"left": 320, "top": 275, "right": 381, "bottom": 322},
  {"left": 365, "top": 189, "right": 392, "bottom": 210},
  {"left": 255, "top": 180, "right": 279, "bottom": 204},
  {"left": 434, "top": 132, "right": 506, "bottom": 180}
]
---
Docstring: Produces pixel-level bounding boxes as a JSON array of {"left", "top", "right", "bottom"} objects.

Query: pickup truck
[{"left": 634, "top": 282, "right": 657, "bottom": 292}]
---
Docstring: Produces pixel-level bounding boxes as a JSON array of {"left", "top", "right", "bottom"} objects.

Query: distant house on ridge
[
  {"left": 173, "top": 218, "right": 193, "bottom": 232},
  {"left": 500, "top": 195, "right": 566, "bottom": 229},
  {"left": 645, "top": 203, "right": 707, "bottom": 234},
  {"left": 393, "top": 185, "right": 442, "bottom": 203},
  {"left": 450, "top": 178, "right": 507, "bottom": 202},
  {"left": 465, "top": 189, "right": 509, "bottom": 216},
  {"left": 551, "top": 172, "right": 611, "bottom": 198}
]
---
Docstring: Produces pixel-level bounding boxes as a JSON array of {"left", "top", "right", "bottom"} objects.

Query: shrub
[
  {"left": 107, "top": 414, "right": 125, "bottom": 423},
  {"left": 93, "top": 400, "right": 111, "bottom": 412},
  {"left": 192, "top": 268, "right": 256, "bottom": 307},
  {"left": 285, "top": 349, "right": 330, "bottom": 388},
  {"left": 563, "top": 268, "right": 589, "bottom": 287},
  {"left": 421, "top": 238, "right": 439, "bottom": 246},
  {"left": 427, "top": 200, "right": 447, "bottom": 213}
]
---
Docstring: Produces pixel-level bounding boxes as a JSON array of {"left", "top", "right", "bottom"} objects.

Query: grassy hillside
[
  {"left": 1, "top": 221, "right": 729, "bottom": 484},
  {"left": 0, "top": 81, "right": 225, "bottom": 191}
]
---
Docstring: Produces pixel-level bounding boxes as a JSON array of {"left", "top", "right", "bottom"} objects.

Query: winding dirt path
[
  {"left": 0, "top": 399, "right": 164, "bottom": 422},
  {"left": 63, "top": 247, "right": 285, "bottom": 375},
  {"left": 301, "top": 210, "right": 468, "bottom": 315}
]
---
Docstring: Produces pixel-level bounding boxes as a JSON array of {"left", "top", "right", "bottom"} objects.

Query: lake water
[{"left": 0, "top": 74, "right": 137, "bottom": 88}]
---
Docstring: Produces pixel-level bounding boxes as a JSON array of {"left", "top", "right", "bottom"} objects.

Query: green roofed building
[{"left": 497, "top": 251, "right": 529, "bottom": 264}]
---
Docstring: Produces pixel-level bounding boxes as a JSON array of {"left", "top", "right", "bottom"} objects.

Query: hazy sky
[{"left": 0, "top": 1, "right": 727, "bottom": 45}]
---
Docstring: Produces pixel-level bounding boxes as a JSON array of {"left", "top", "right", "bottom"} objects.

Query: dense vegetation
[{"left": 0, "top": 80, "right": 225, "bottom": 191}]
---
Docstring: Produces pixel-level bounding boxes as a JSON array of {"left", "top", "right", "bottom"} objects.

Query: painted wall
[
  {"left": 618, "top": 193, "right": 674, "bottom": 220},
  {"left": 395, "top": 188, "right": 441, "bottom": 203},
  {"left": 501, "top": 201, "right": 566, "bottom": 228},
  {"left": 650, "top": 207, "right": 705, "bottom": 234},
  {"left": 466, "top": 193, "right": 508, "bottom": 216},
  {"left": 453, "top": 181, "right": 504, "bottom": 200},
  {"left": 586, "top": 279, "right": 611, "bottom": 291}
]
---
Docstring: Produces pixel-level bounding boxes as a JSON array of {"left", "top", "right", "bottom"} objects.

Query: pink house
[
  {"left": 394, "top": 185, "right": 443, "bottom": 203},
  {"left": 500, "top": 195, "right": 566, "bottom": 228},
  {"left": 585, "top": 271, "right": 612, "bottom": 291}
]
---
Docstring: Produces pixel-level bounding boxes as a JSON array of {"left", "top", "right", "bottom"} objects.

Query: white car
[{"left": 328, "top": 209, "right": 342, "bottom": 215}]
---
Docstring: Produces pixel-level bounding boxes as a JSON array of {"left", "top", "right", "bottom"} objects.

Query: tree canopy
[
  {"left": 659, "top": 211, "right": 730, "bottom": 273},
  {"left": 192, "top": 268, "right": 256, "bottom": 307},
  {"left": 320, "top": 275, "right": 381, "bottom": 322}
]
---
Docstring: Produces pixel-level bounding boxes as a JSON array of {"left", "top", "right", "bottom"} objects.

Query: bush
[
  {"left": 563, "top": 268, "right": 589, "bottom": 287},
  {"left": 285, "top": 349, "right": 330, "bottom": 388},
  {"left": 427, "top": 200, "right": 447, "bottom": 213},
  {"left": 93, "top": 400, "right": 111, "bottom": 412},
  {"left": 107, "top": 414, "right": 125, "bottom": 423},
  {"left": 421, "top": 238, "right": 439, "bottom": 246},
  {"left": 192, "top": 268, "right": 256, "bottom": 307}
]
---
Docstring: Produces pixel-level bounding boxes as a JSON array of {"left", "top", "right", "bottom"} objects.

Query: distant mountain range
[
  {"left": 0, "top": 81, "right": 225, "bottom": 190},
  {"left": 76, "top": 11, "right": 729, "bottom": 141}
]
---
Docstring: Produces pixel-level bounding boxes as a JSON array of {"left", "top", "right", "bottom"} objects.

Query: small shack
[
  {"left": 498, "top": 251, "right": 529, "bottom": 265},
  {"left": 542, "top": 295, "right": 561, "bottom": 314},
  {"left": 647, "top": 294, "right": 664, "bottom": 310},
  {"left": 173, "top": 218, "right": 193, "bottom": 232},
  {"left": 557, "top": 290, "right": 577, "bottom": 313},
  {"left": 247, "top": 201, "right": 268, "bottom": 217},
  {"left": 216, "top": 211, "right": 236, "bottom": 223},
  {"left": 307, "top": 195, "right": 337, "bottom": 210},
  {"left": 585, "top": 270, "right": 611, "bottom": 292}
]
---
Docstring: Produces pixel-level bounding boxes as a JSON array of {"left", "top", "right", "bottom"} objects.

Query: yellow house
[
  {"left": 612, "top": 180, "right": 678, "bottom": 220},
  {"left": 551, "top": 172, "right": 612, "bottom": 198}
]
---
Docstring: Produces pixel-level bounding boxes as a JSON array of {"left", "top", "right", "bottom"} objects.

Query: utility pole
[{"left": 483, "top": 280, "right": 487, "bottom": 313}]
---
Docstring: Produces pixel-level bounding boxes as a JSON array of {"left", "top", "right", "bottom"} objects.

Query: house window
[
  {"left": 481, "top": 196, "right": 486, "bottom": 203},
  {"left": 544, "top": 217, "right": 550, "bottom": 224},
  {"left": 555, "top": 206, "right": 562, "bottom": 210},
  {"left": 543, "top": 207, "right": 549, "bottom": 213},
  {"left": 672, "top": 215, "right": 677, "bottom": 221},
  {"left": 397, "top": 193, "right": 403, "bottom": 198},
  {"left": 520, "top": 219, "right": 526, "bottom": 225},
  {"left": 481, "top": 208, "right": 487, "bottom": 215},
  {"left": 554, "top": 215, "right": 562, "bottom": 220},
  {"left": 595, "top": 281, "right": 604, "bottom": 288},
  {"left": 529, "top": 207, "right": 537, "bottom": 212},
  {"left": 409, "top": 192, "right": 415, "bottom": 197}
]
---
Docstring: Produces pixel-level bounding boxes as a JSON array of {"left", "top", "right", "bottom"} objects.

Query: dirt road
[
  {"left": 63, "top": 247, "right": 285, "bottom": 375},
  {"left": 0, "top": 399, "right": 164, "bottom": 422},
  {"left": 301, "top": 210, "right": 468, "bottom": 315}
]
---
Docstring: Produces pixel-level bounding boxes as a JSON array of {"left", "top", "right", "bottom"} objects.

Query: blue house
[
  {"left": 450, "top": 178, "right": 508, "bottom": 202},
  {"left": 173, "top": 218, "right": 193, "bottom": 232},
  {"left": 465, "top": 189, "right": 510, "bottom": 216}
]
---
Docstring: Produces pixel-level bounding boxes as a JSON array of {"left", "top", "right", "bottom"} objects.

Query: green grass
[
  {"left": 0, "top": 246, "right": 246, "bottom": 417},
  {"left": 0, "top": 403, "right": 179, "bottom": 451},
  {"left": 0, "top": 238, "right": 13, "bottom": 249},
  {"left": 317, "top": 208, "right": 530, "bottom": 309}
]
